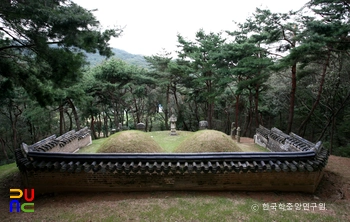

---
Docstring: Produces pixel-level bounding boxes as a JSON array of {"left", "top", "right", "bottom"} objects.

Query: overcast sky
[{"left": 72, "top": 0, "right": 309, "bottom": 56}]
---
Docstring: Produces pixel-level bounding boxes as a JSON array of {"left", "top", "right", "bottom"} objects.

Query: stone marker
[
  {"left": 199, "top": 121, "right": 208, "bottom": 130},
  {"left": 169, "top": 114, "right": 177, "bottom": 135},
  {"left": 136, "top": 122, "right": 145, "bottom": 131},
  {"left": 231, "top": 122, "right": 236, "bottom": 140},
  {"left": 236, "top": 127, "right": 241, "bottom": 143}
]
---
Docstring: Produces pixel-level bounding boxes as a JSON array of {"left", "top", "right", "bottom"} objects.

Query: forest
[{"left": 0, "top": 0, "right": 349, "bottom": 164}]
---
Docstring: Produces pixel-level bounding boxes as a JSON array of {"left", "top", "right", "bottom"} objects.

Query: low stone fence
[
  {"left": 15, "top": 126, "right": 328, "bottom": 194},
  {"left": 254, "top": 125, "right": 321, "bottom": 153},
  {"left": 22, "top": 127, "right": 91, "bottom": 154}
]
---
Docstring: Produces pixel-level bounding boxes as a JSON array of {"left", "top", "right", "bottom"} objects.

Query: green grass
[
  {"left": 0, "top": 192, "right": 341, "bottom": 221},
  {"left": 77, "top": 137, "right": 108, "bottom": 153},
  {"left": 253, "top": 144, "right": 270, "bottom": 152},
  {"left": 77, "top": 130, "right": 268, "bottom": 153},
  {"left": 148, "top": 131, "right": 194, "bottom": 152},
  {"left": 0, "top": 162, "right": 18, "bottom": 180},
  {"left": 0, "top": 162, "right": 19, "bottom": 198},
  {"left": 78, "top": 130, "right": 194, "bottom": 153},
  {"left": 236, "top": 142, "right": 270, "bottom": 152}
]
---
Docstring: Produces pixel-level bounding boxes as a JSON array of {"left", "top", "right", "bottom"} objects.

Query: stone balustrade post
[{"left": 236, "top": 127, "right": 241, "bottom": 143}]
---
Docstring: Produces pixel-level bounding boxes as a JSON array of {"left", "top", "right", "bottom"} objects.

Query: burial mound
[
  {"left": 97, "top": 130, "right": 163, "bottom": 153},
  {"left": 174, "top": 130, "right": 242, "bottom": 153}
]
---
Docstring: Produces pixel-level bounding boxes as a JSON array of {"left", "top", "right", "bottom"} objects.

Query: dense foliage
[
  {"left": 1, "top": 0, "right": 350, "bottom": 163},
  {"left": 0, "top": 0, "right": 121, "bottom": 163},
  {"left": 85, "top": 48, "right": 149, "bottom": 68}
]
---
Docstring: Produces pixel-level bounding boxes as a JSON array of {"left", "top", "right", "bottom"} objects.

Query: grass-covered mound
[
  {"left": 97, "top": 130, "right": 163, "bottom": 153},
  {"left": 174, "top": 130, "right": 242, "bottom": 153}
]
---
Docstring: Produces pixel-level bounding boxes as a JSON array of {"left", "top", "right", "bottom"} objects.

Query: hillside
[{"left": 85, "top": 48, "right": 149, "bottom": 68}]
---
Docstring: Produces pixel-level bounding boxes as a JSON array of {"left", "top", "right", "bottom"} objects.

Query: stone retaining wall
[
  {"left": 15, "top": 126, "right": 328, "bottom": 194},
  {"left": 26, "top": 170, "right": 323, "bottom": 194}
]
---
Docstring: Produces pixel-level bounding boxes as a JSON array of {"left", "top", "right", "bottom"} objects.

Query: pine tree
[
  {"left": 177, "top": 30, "right": 226, "bottom": 129},
  {"left": 0, "top": 0, "right": 122, "bottom": 105}
]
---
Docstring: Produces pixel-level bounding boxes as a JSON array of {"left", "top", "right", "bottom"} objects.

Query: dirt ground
[
  {"left": 235, "top": 138, "right": 350, "bottom": 204},
  {"left": 1, "top": 139, "right": 350, "bottom": 220}
]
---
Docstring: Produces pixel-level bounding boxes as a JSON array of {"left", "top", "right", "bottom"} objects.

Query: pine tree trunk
[
  {"left": 287, "top": 62, "right": 297, "bottom": 133},
  {"left": 207, "top": 102, "right": 214, "bottom": 129},
  {"left": 65, "top": 110, "right": 73, "bottom": 131},
  {"left": 255, "top": 84, "right": 260, "bottom": 128},
  {"left": 90, "top": 114, "right": 97, "bottom": 140},
  {"left": 243, "top": 90, "right": 253, "bottom": 136},
  {"left": 298, "top": 52, "right": 330, "bottom": 135},
  {"left": 9, "top": 104, "right": 21, "bottom": 151},
  {"left": 317, "top": 90, "right": 350, "bottom": 141},
  {"left": 66, "top": 98, "right": 80, "bottom": 130},
  {"left": 133, "top": 97, "right": 140, "bottom": 124},
  {"left": 225, "top": 109, "right": 231, "bottom": 134},
  {"left": 97, "top": 113, "right": 102, "bottom": 138},
  {"left": 113, "top": 101, "right": 119, "bottom": 130},
  {"left": 103, "top": 109, "right": 108, "bottom": 137},
  {"left": 59, "top": 104, "right": 64, "bottom": 135},
  {"left": 125, "top": 109, "right": 129, "bottom": 127},
  {"left": 164, "top": 84, "right": 170, "bottom": 130},
  {"left": 235, "top": 95, "right": 240, "bottom": 128},
  {"left": 206, "top": 76, "right": 214, "bottom": 129}
]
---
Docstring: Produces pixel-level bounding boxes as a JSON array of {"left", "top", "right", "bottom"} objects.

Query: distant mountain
[{"left": 85, "top": 48, "right": 149, "bottom": 68}]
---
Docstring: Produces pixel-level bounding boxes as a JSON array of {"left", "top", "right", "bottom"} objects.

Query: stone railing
[
  {"left": 23, "top": 127, "right": 91, "bottom": 154},
  {"left": 254, "top": 125, "right": 321, "bottom": 153}
]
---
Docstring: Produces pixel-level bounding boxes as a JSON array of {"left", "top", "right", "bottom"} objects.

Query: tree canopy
[
  {"left": 0, "top": 0, "right": 122, "bottom": 105},
  {"left": 1, "top": 0, "right": 350, "bottom": 164}
]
